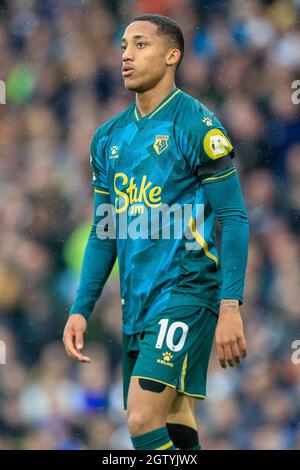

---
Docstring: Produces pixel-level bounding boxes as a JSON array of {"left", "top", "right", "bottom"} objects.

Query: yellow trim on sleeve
[
  {"left": 94, "top": 189, "right": 110, "bottom": 195},
  {"left": 203, "top": 168, "right": 236, "bottom": 183},
  {"left": 155, "top": 440, "right": 174, "bottom": 450},
  {"left": 188, "top": 217, "right": 219, "bottom": 267}
]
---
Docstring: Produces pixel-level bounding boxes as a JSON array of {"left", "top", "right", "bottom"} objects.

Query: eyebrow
[{"left": 121, "top": 34, "right": 150, "bottom": 43}]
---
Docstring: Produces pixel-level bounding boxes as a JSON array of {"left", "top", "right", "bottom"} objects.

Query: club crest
[{"left": 153, "top": 135, "right": 169, "bottom": 155}]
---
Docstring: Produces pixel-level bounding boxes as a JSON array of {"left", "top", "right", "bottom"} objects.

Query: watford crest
[{"left": 153, "top": 135, "right": 169, "bottom": 155}]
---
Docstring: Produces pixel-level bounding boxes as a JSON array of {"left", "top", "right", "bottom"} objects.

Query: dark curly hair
[{"left": 131, "top": 14, "right": 184, "bottom": 69}]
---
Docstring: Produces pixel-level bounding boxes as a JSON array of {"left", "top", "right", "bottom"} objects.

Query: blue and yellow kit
[
  {"left": 87, "top": 87, "right": 242, "bottom": 334},
  {"left": 70, "top": 87, "right": 249, "bottom": 403}
]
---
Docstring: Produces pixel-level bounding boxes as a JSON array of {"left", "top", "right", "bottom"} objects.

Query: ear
[{"left": 166, "top": 49, "right": 181, "bottom": 67}]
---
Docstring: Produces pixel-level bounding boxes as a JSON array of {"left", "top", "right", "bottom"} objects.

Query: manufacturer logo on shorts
[{"left": 157, "top": 351, "right": 174, "bottom": 367}]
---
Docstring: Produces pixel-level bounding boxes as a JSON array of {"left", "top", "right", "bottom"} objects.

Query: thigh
[
  {"left": 122, "top": 332, "right": 140, "bottom": 411},
  {"left": 127, "top": 376, "right": 177, "bottom": 421},
  {"left": 167, "top": 395, "right": 197, "bottom": 430}
]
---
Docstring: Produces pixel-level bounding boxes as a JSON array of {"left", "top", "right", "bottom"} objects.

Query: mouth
[{"left": 122, "top": 66, "right": 135, "bottom": 77}]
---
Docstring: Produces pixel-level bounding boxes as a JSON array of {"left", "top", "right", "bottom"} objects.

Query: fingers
[
  {"left": 216, "top": 342, "right": 226, "bottom": 369},
  {"left": 224, "top": 343, "right": 234, "bottom": 367},
  {"left": 217, "top": 342, "right": 234, "bottom": 368},
  {"left": 231, "top": 341, "right": 241, "bottom": 365},
  {"left": 75, "top": 330, "right": 84, "bottom": 351},
  {"left": 238, "top": 335, "right": 248, "bottom": 358},
  {"left": 63, "top": 329, "right": 91, "bottom": 363},
  {"left": 66, "top": 342, "right": 91, "bottom": 363},
  {"left": 217, "top": 337, "right": 247, "bottom": 369}
]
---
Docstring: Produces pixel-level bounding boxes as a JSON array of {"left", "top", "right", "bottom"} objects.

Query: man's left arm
[
  {"left": 180, "top": 112, "right": 249, "bottom": 368},
  {"left": 203, "top": 169, "right": 249, "bottom": 368}
]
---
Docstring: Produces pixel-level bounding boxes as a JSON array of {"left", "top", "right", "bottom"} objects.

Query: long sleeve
[
  {"left": 203, "top": 170, "right": 249, "bottom": 304},
  {"left": 70, "top": 190, "right": 117, "bottom": 318}
]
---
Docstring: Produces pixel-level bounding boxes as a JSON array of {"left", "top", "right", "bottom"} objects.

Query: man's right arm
[
  {"left": 69, "top": 189, "right": 117, "bottom": 319},
  {"left": 63, "top": 189, "right": 117, "bottom": 362}
]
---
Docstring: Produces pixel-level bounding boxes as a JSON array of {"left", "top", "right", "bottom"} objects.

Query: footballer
[{"left": 63, "top": 14, "right": 249, "bottom": 451}]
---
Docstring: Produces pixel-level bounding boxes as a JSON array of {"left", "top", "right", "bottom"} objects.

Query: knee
[{"left": 127, "top": 409, "right": 163, "bottom": 436}]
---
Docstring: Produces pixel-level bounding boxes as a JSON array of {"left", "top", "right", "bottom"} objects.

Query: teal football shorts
[{"left": 122, "top": 303, "right": 218, "bottom": 410}]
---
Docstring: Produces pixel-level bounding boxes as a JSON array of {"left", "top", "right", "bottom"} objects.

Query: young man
[{"left": 63, "top": 14, "right": 249, "bottom": 451}]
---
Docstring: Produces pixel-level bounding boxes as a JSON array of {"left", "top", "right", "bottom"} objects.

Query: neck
[{"left": 136, "top": 79, "right": 176, "bottom": 117}]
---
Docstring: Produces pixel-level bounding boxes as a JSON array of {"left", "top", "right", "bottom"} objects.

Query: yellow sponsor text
[{"left": 114, "top": 172, "right": 162, "bottom": 214}]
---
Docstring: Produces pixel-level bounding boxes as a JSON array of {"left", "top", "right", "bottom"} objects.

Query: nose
[{"left": 122, "top": 45, "right": 133, "bottom": 62}]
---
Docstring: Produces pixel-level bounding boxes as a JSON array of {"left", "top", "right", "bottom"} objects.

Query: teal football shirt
[{"left": 91, "top": 87, "right": 236, "bottom": 335}]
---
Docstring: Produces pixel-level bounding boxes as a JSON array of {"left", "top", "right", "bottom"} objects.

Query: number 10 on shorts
[{"left": 155, "top": 319, "right": 189, "bottom": 352}]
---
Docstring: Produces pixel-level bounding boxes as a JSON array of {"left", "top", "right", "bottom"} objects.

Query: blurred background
[{"left": 0, "top": 0, "right": 300, "bottom": 450}]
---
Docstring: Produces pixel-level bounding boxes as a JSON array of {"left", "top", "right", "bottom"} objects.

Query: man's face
[{"left": 121, "top": 21, "right": 171, "bottom": 92}]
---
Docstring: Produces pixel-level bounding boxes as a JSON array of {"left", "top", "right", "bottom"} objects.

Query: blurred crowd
[{"left": 0, "top": 0, "right": 300, "bottom": 450}]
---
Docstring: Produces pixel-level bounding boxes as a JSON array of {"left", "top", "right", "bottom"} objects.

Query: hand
[
  {"left": 62, "top": 314, "right": 91, "bottom": 363},
  {"left": 215, "top": 300, "right": 247, "bottom": 369}
]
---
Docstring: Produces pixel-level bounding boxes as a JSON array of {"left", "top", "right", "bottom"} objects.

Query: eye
[
  {"left": 121, "top": 44, "right": 127, "bottom": 52},
  {"left": 137, "top": 42, "right": 146, "bottom": 48}
]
